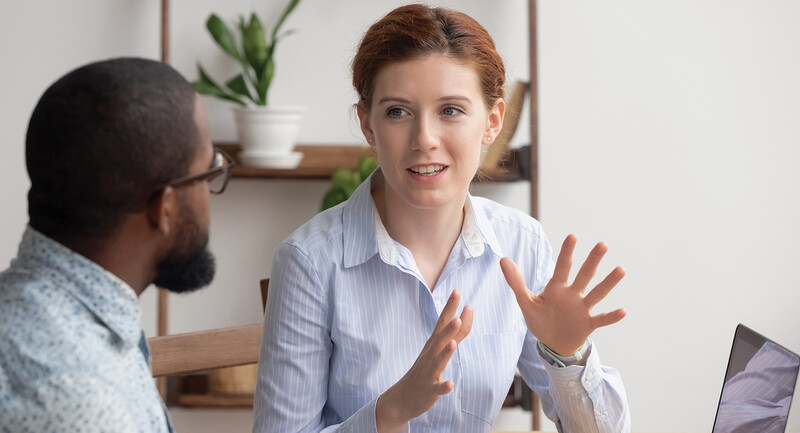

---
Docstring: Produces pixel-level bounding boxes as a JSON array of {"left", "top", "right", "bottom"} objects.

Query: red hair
[{"left": 352, "top": 4, "right": 506, "bottom": 110}]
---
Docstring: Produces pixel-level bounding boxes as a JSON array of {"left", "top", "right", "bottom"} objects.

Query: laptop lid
[{"left": 712, "top": 324, "right": 800, "bottom": 433}]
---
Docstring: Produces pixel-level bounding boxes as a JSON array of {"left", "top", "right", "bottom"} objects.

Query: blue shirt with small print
[{"left": 0, "top": 227, "right": 172, "bottom": 433}]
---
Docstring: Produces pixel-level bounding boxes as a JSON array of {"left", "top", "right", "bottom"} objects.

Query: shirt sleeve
[
  {"left": 521, "top": 339, "right": 630, "bottom": 433},
  {"left": 253, "top": 243, "right": 381, "bottom": 433}
]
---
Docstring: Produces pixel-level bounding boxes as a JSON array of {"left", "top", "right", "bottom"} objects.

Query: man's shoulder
[
  {"left": 0, "top": 370, "right": 140, "bottom": 433},
  {"left": 0, "top": 266, "right": 87, "bottom": 329},
  {"left": 0, "top": 268, "right": 113, "bottom": 383}
]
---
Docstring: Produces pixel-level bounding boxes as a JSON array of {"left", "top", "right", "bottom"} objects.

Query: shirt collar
[
  {"left": 465, "top": 195, "right": 505, "bottom": 259},
  {"left": 341, "top": 170, "right": 504, "bottom": 268},
  {"left": 342, "top": 171, "right": 381, "bottom": 268},
  {"left": 15, "top": 226, "right": 143, "bottom": 348}
]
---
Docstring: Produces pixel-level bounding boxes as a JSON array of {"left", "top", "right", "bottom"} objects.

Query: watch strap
[{"left": 538, "top": 336, "right": 592, "bottom": 368}]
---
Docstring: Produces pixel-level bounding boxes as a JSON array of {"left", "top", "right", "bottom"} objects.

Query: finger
[
  {"left": 553, "top": 234, "right": 577, "bottom": 284},
  {"left": 436, "top": 380, "right": 455, "bottom": 395},
  {"left": 584, "top": 266, "right": 626, "bottom": 308},
  {"left": 453, "top": 305, "right": 473, "bottom": 343},
  {"left": 430, "top": 339, "right": 458, "bottom": 378},
  {"left": 590, "top": 308, "right": 627, "bottom": 329},
  {"left": 430, "top": 317, "right": 462, "bottom": 354},
  {"left": 572, "top": 242, "right": 608, "bottom": 294},
  {"left": 500, "top": 258, "right": 532, "bottom": 305},
  {"left": 432, "top": 290, "right": 461, "bottom": 335}
]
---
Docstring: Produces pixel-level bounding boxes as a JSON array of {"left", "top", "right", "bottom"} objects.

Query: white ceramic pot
[{"left": 232, "top": 106, "right": 306, "bottom": 168}]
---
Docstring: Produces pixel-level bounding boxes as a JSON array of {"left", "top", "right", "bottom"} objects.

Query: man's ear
[
  {"left": 147, "top": 186, "right": 176, "bottom": 237},
  {"left": 356, "top": 103, "right": 375, "bottom": 146}
]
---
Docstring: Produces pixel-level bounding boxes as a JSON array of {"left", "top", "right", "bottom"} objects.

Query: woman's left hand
[{"left": 500, "top": 234, "right": 627, "bottom": 357}]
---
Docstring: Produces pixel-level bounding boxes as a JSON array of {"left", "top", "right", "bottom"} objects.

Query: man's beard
[{"left": 152, "top": 201, "right": 215, "bottom": 293}]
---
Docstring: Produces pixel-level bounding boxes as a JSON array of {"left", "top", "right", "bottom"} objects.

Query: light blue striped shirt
[{"left": 254, "top": 172, "right": 630, "bottom": 433}]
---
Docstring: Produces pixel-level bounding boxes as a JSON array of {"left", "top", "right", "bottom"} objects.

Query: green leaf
[
  {"left": 271, "top": 0, "right": 302, "bottom": 43},
  {"left": 242, "top": 13, "right": 269, "bottom": 79},
  {"left": 321, "top": 186, "right": 350, "bottom": 211},
  {"left": 193, "top": 64, "right": 246, "bottom": 106},
  {"left": 206, "top": 14, "right": 242, "bottom": 62},
  {"left": 357, "top": 157, "right": 379, "bottom": 182},
  {"left": 255, "top": 58, "right": 274, "bottom": 105},
  {"left": 331, "top": 168, "right": 358, "bottom": 189},
  {"left": 225, "top": 74, "right": 253, "bottom": 101}
]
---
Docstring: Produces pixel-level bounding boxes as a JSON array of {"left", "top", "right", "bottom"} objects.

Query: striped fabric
[{"left": 254, "top": 172, "right": 630, "bottom": 433}]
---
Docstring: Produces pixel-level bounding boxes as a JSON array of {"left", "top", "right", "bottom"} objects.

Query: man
[{"left": 0, "top": 58, "right": 233, "bottom": 432}]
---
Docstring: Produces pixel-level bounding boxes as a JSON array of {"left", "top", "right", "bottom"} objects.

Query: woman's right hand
[{"left": 375, "top": 289, "right": 473, "bottom": 433}]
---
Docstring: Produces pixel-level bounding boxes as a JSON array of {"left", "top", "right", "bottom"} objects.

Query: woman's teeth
[{"left": 409, "top": 165, "right": 445, "bottom": 176}]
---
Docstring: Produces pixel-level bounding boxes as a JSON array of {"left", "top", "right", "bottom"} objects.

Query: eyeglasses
[{"left": 164, "top": 147, "right": 235, "bottom": 194}]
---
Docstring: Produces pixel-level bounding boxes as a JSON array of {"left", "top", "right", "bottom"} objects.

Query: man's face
[
  {"left": 152, "top": 198, "right": 215, "bottom": 293},
  {"left": 152, "top": 96, "right": 216, "bottom": 293}
]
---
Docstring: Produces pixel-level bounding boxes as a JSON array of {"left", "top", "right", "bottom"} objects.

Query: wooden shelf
[
  {"left": 174, "top": 392, "right": 254, "bottom": 408},
  {"left": 167, "top": 371, "right": 527, "bottom": 409},
  {"left": 219, "top": 143, "right": 374, "bottom": 179},
  {"left": 165, "top": 372, "right": 255, "bottom": 408},
  {"left": 218, "top": 143, "right": 526, "bottom": 182}
]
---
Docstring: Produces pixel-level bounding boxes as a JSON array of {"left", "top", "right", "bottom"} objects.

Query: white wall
[{"left": 1, "top": 1, "right": 798, "bottom": 432}]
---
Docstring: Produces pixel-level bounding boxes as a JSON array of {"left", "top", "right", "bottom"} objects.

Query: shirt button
[
  {"left": 434, "top": 299, "right": 444, "bottom": 309},
  {"left": 585, "top": 371, "right": 594, "bottom": 380},
  {"left": 567, "top": 380, "right": 577, "bottom": 387},
  {"left": 598, "top": 414, "right": 607, "bottom": 421}
]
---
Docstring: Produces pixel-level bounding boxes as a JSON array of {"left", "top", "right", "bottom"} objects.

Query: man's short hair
[{"left": 26, "top": 57, "right": 200, "bottom": 239}]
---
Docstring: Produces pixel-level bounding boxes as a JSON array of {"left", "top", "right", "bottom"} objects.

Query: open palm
[{"left": 500, "top": 234, "right": 627, "bottom": 357}]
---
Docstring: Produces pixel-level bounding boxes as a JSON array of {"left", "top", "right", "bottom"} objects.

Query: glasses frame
[{"left": 164, "top": 147, "right": 236, "bottom": 194}]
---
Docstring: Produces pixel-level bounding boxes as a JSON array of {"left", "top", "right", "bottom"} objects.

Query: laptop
[{"left": 712, "top": 324, "right": 800, "bottom": 433}]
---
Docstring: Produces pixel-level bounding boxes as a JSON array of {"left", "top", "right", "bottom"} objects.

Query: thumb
[{"left": 500, "top": 257, "right": 531, "bottom": 304}]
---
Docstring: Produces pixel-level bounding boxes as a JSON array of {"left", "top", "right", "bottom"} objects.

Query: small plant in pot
[{"left": 193, "top": 0, "right": 304, "bottom": 169}]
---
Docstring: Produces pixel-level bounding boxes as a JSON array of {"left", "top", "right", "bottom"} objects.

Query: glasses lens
[
  {"left": 208, "top": 150, "right": 232, "bottom": 194},
  {"left": 207, "top": 170, "right": 224, "bottom": 193}
]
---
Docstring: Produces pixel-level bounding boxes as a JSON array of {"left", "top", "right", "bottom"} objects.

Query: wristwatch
[{"left": 538, "top": 337, "right": 592, "bottom": 367}]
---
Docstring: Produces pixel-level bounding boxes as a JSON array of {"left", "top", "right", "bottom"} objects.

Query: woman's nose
[{"left": 411, "top": 116, "right": 439, "bottom": 151}]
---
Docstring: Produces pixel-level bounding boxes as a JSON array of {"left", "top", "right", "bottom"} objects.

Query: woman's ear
[
  {"left": 356, "top": 103, "right": 376, "bottom": 147},
  {"left": 484, "top": 98, "right": 506, "bottom": 144},
  {"left": 147, "top": 186, "right": 176, "bottom": 237}
]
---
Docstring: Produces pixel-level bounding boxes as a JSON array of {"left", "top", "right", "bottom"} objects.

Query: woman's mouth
[{"left": 408, "top": 164, "right": 447, "bottom": 176}]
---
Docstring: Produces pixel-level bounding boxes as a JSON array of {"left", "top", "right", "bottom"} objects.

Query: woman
[{"left": 254, "top": 5, "right": 630, "bottom": 432}]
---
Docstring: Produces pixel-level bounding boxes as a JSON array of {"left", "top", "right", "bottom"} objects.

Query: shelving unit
[
  {"left": 217, "top": 143, "right": 527, "bottom": 182},
  {"left": 156, "top": 2, "right": 540, "bottom": 427}
]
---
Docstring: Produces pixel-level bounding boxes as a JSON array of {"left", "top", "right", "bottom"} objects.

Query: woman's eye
[
  {"left": 387, "top": 107, "right": 406, "bottom": 118},
  {"left": 442, "top": 106, "right": 462, "bottom": 116}
]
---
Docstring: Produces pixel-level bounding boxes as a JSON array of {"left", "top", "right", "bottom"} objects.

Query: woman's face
[{"left": 358, "top": 54, "right": 504, "bottom": 212}]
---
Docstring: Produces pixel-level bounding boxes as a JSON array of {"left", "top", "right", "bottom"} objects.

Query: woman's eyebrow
[
  {"left": 377, "top": 95, "right": 473, "bottom": 104},
  {"left": 377, "top": 96, "right": 411, "bottom": 105}
]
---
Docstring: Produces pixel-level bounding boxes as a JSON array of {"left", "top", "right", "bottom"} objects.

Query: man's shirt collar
[{"left": 15, "top": 227, "right": 142, "bottom": 348}]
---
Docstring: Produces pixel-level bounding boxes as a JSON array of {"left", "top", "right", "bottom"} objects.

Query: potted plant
[
  {"left": 321, "top": 157, "right": 378, "bottom": 211},
  {"left": 193, "top": 0, "right": 305, "bottom": 168}
]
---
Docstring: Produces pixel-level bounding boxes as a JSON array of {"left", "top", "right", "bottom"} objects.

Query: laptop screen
[{"left": 712, "top": 324, "right": 800, "bottom": 433}]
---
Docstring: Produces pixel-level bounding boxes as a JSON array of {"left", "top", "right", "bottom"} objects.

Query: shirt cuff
[{"left": 538, "top": 341, "right": 604, "bottom": 396}]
